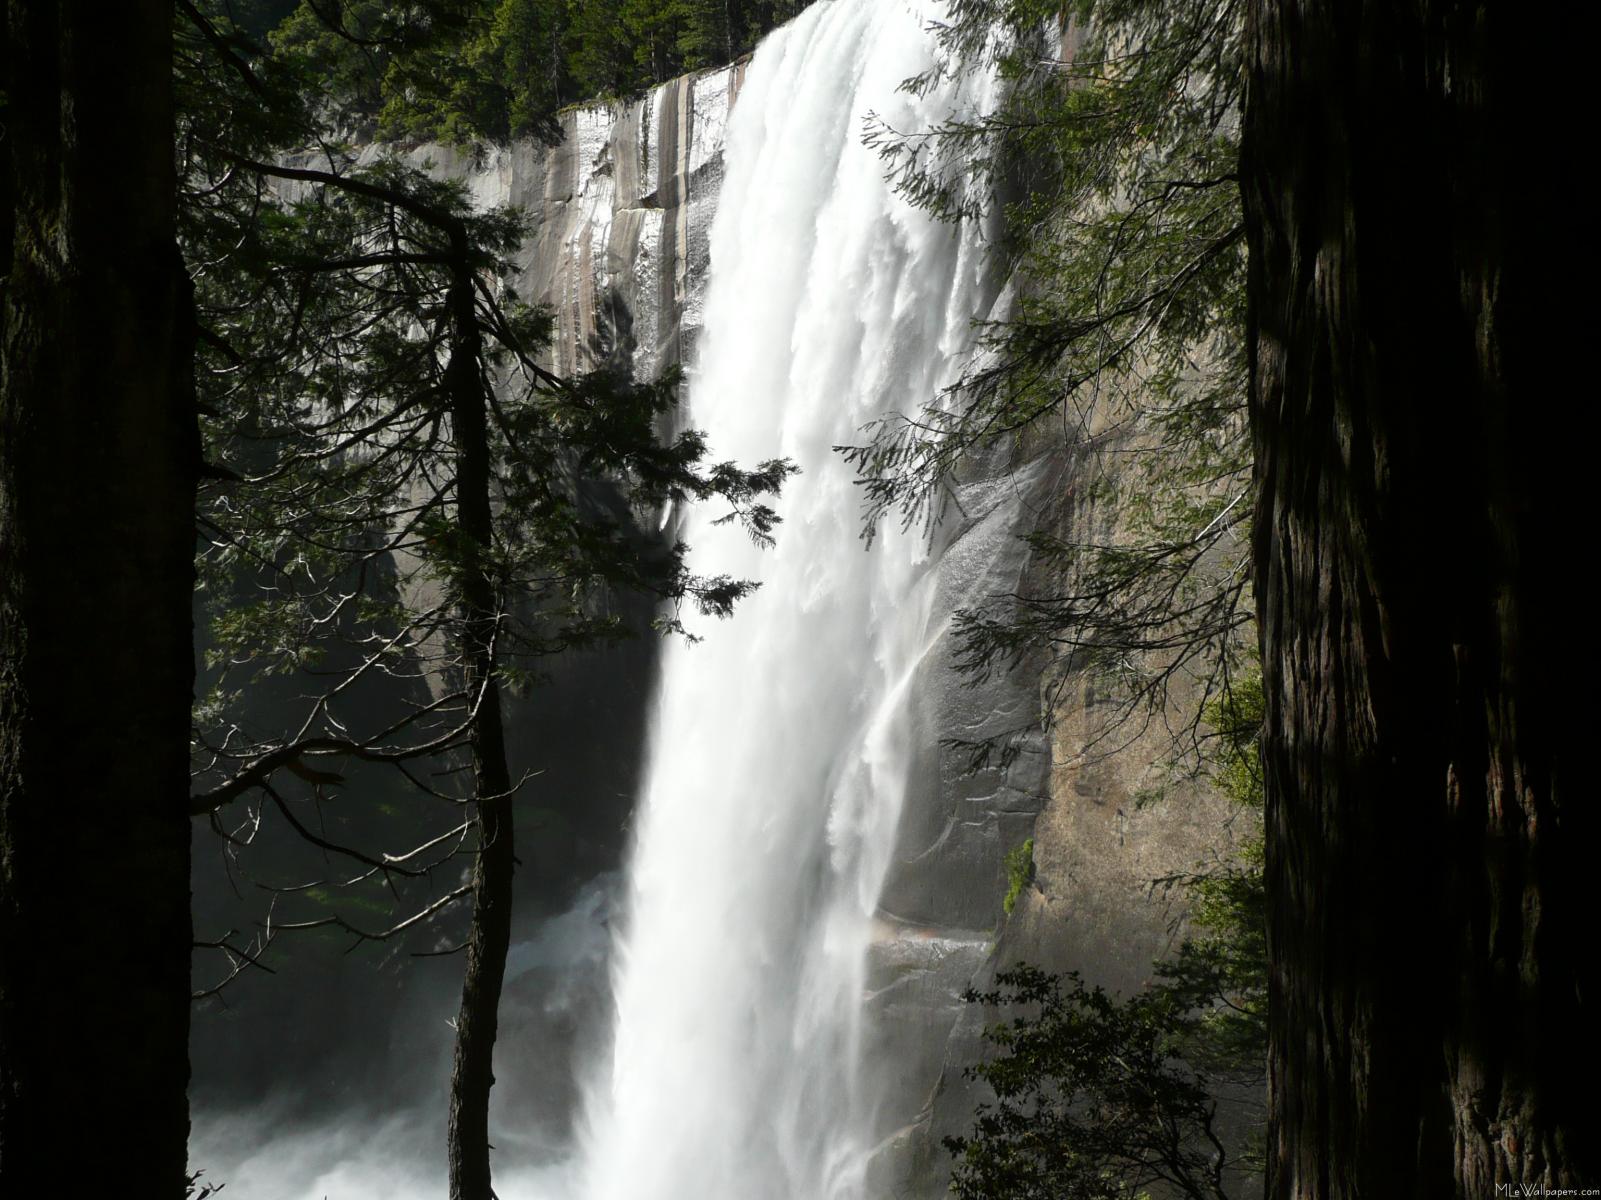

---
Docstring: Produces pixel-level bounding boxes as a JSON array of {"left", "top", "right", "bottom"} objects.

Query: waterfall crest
[{"left": 577, "top": 3, "right": 997, "bottom": 1196}]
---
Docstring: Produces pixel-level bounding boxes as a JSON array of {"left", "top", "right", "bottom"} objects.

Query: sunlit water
[{"left": 576, "top": 2, "right": 997, "bottom": 1196}]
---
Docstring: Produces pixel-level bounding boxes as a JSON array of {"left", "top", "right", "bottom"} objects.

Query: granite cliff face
[
  {"left": 374, "top": 65, "right": 743, "bottom": 382},
  {"left": 399, "top": 61, "right": 1234, "bottom": 1195}
]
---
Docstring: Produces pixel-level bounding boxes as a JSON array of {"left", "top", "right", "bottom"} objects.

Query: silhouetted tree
[
  {"left": 1243, "top": 0, "right": 1584, "bottom": 1192},
  {"left": 1, "top": 1, "right": 196, "bottom": 1192},
  {"left": 177, "top": 10, "right": 791, "bottom": 1198}
]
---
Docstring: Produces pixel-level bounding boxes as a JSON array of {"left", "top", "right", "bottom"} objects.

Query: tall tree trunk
[
  {"left": 444, "top": 260, "right": 516, "bottom": 1200},
  {"left": 0, "top": 2, "right": 195, "bottom": 1193},
  {"left": 1243, "top": 1, "right": 1584, "bottom": 1195}
]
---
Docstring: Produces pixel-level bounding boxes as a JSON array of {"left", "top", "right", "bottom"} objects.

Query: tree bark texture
[
  {"left": 1243, "top": 1, "right": 1584, "bottom": 1196},
  {"left": 0, "top": 1, "right": 195, "bottom": 1193},
  {"left": 444, "top": 261, "right": 517, "bottom": 1200}
]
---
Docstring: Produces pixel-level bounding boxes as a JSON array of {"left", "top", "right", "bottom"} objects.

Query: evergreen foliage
[
  {"left": 174, "top": 6, "right": 795, "bottom": 1192},
  {"left": 851, "top": 2, "right": 1264, "bottom": 1189},
  {"left": 268, "top": 0, "right": 814, "bottom": 145},
  {"left": 846, "top": 0, "right": 1251, "bottom": 753},
  {"left": 178, "top": 0, "right": 792, "bottom": 963},
  {"left": 185, "top": 148, "right": 792, "bottom": 798}
]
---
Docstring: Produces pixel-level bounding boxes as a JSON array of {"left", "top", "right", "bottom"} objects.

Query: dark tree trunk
[
  {"left": 444, "top": 261, "right": 516, "bottom": 1200},
  {"left": 1243, "top": 1, "right": 1584, "bottom": 1195},
  {"left": 0, "top": 2, "right": 195, "bottom": 1193}
]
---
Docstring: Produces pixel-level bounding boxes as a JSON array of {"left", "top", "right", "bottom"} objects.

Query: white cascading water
[{"left": 578, "top": 3, "right": 997, "bottom": 1197}]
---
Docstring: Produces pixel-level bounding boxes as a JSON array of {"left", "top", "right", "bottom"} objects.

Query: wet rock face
[{"left": 877, "top": 450, "right": 1060, "bottom": 936}]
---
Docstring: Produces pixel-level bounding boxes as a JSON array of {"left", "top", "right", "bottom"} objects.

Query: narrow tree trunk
[
  {"left": 1243, "top": 1, "right": 1583, "bottom": 1195},
  {"left": 0, "top": 2, "right": 195, "bottom": 1193},
  {"left": 444, "top": 259, "right": 517, "bottom": 1200}
]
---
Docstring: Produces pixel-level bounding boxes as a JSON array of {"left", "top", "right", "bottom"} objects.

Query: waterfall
[{"left": 577, "top": 2, "right": 998, "bottom": 1196}]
